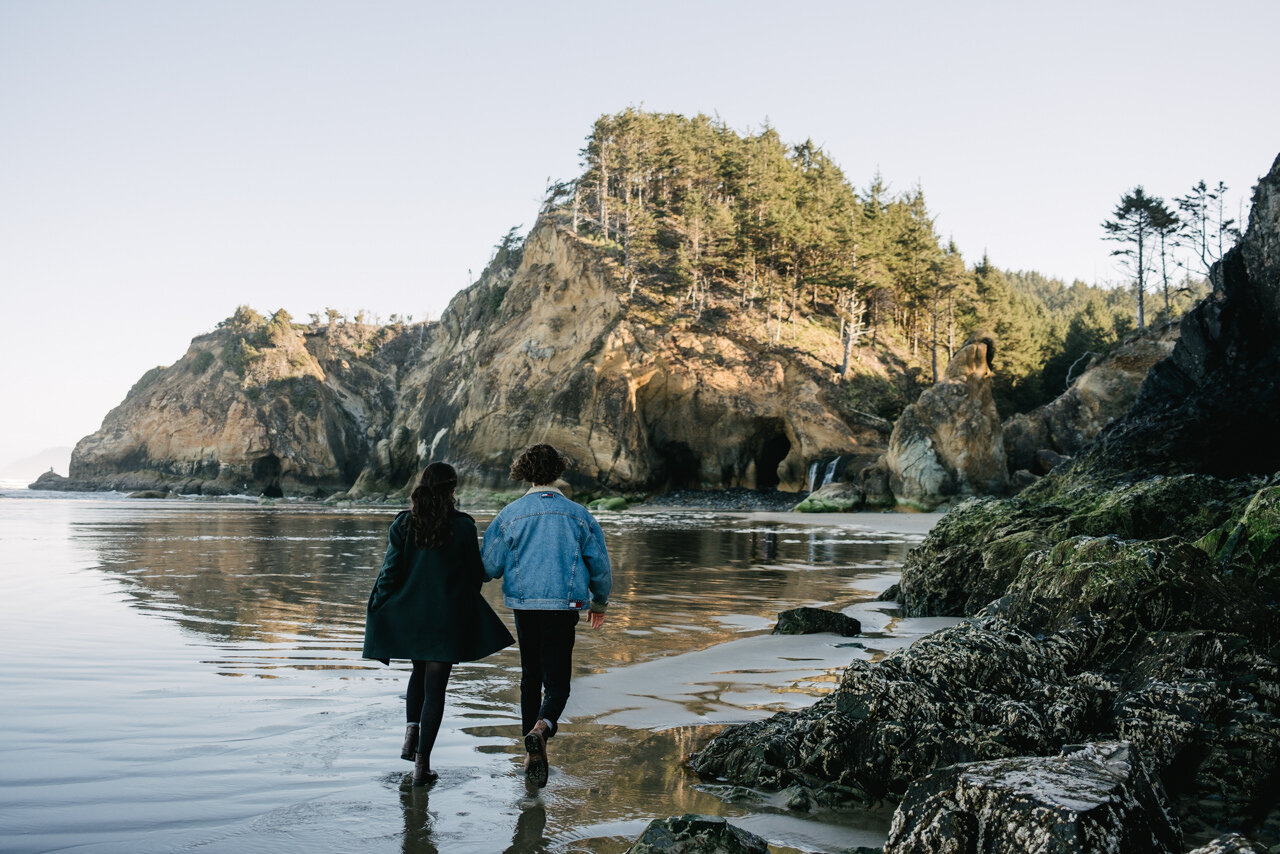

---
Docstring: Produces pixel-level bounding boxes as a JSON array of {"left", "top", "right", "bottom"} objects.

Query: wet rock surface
[
  {"left": 1187, "top": 833, "right": 1271, "bottom": 853},
  {"left": 624, "top": 815, "right": 769, "bottom": 854},
  {"left": 883, "top": 742, "right": 1181, "bottom": 854},
  {"left": 772, "top": 607, "right": 861, "bottom": 636},
  {"left": 690, "top": 152, "right": 1280, "bottom": 851}
]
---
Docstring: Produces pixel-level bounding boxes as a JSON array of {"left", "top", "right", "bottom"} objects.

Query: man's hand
[{"left": 588, "top": 610, "right": 606, "bottom": 629}]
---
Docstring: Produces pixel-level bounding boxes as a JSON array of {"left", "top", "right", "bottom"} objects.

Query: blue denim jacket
[{"left": 481, "top": 487, "right": 612, "bottom": 612}]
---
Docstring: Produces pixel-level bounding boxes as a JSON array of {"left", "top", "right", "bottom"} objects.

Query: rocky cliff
[
  {"left": 55, "top": 218, "right": 889, "bottom": 497},
  {"left": 53, "top": 309, "right": 422, "bottom": 496},
  {"left": 351, "top": 218, "right": 887, "bottom": 496},
  {"left": 690, "top": 152, "right": 1280, "bottom": 850}
]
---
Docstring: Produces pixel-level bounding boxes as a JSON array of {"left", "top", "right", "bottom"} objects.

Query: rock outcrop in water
[
  {"left": 690, "top": 152, "right": 1280, "bottom": 850},
  {"left": 56, "top": 218, "right": 889, "bottom": 497},
  {"left": 58, "top": 309, "right": 419, "bottom": 496}
]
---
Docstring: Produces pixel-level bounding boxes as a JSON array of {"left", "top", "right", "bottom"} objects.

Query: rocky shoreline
[{"left": 629, "top": 154, "right": 1280, "bottom": 853}]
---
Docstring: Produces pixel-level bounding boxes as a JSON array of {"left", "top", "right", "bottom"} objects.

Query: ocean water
[{"left": 0, "top": 488, "right": 949, "bottom": 853}]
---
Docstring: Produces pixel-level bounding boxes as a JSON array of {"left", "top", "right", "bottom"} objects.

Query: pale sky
[{"left": 2, "top": 0, "right": 1277, "bottom": 469}]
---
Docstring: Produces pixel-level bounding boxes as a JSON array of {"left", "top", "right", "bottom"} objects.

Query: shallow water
[{"left": 0, "top": 490, "right": 948, "bottom": 853}]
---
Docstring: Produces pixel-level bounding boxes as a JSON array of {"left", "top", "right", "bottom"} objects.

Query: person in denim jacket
[{"left": 481, "top": 443, "right": 612, "bottom": 787}]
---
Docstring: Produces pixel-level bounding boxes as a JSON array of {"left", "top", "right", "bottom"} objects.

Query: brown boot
[
  {"left": 523, "top": 720, "right": 551, "bottom": 788},
  {"left": 412, "top": 752, "right": 437, "bottom": 787},
  {"left": 401, "top": 724, "right": 420, "bottom": 762}
]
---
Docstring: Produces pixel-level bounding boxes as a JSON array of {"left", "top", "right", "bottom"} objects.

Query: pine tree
[{"left": 1102, "top": 186, "right": 1163, "bottom": 330}]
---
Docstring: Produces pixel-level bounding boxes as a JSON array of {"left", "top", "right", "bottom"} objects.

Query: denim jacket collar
[{"left": 524, "top": 484, "right": 564, "bottom": 496}]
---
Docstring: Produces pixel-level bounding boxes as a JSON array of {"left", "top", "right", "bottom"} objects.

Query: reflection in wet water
[{"left": 0, "top": 493, "right": 938, "bottom": 853}]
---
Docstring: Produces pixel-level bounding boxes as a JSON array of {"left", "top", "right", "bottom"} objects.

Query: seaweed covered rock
[
  {"left": 1188, "top": 834, "right": 1270, "bottom": 854},
  {"left": 1196, "top": 482, "right": 1280, "bottom": 582},
  {"left": 1001, "top": 535, "right": 1272, "bottom": 641},
  {"left": 883, "top": 742, "right": 1181, "bottom": 854},
  {"left": 772, "top": 607, "right": 861, "bottom": 636},
  {"left": 624, "top": 815, "right": 769, "bottom": 854},
  {"left": 693, "top": 528, "right": 1280, "bottom": 836},
  {"left": 896, "top": 473, "right": 1252, "bottom": 620},
  {"left": 691, "top": 615, "right": 1111, "bottom": 801}
]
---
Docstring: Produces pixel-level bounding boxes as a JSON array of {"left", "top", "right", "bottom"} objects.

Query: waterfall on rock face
[
  {"left": 808, "top": 461, "right": 820, "bottom": 493},
  {"left": 821, "top": 455, "right": 842, "bottom": 487}
]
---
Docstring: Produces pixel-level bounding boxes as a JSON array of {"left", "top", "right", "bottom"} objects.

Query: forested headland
[{"left": 539, "top": 108, "right": 1212, "bottom": 418}]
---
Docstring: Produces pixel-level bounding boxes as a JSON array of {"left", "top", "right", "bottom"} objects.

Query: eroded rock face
[
  {"left": 1003, "top": 322, "right": 1180, "bottom": 474},
  {"left": 357, "top": 219, "right": 887, "bottom": 494},
  {"left": 882, "top": 338, "right": 1009, "bottom": 510},
  {"left": 64, "top": 314, "right": 415, "bottom": 497},
  {"left": 884, "top": 742, "right": 1181, "bottom": 854}
]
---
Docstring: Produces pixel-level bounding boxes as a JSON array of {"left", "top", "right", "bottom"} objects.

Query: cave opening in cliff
[
  {"left": 754, "top": 432, "right": 790, "bottom": 490},
  {"left": 656, "top": 441, "right": 700, "bottom": 490},
  {"left": 253, "top": 454, "right": 284, "bottom": 498}
]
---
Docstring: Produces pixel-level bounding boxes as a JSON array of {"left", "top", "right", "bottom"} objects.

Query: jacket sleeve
[
  {"left": 480, "top": 514, "right": 509, "bottom": 581},
  {"left": 368, "top": 513, "right": 409, "bottom": 611},
  {"left": 582, "top": 513, "right": 612, "bottom": 612}
]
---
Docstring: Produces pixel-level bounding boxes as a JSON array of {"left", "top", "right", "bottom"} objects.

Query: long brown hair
[{"left": 409, "top": 462, "right": 458, "bottom": 548}]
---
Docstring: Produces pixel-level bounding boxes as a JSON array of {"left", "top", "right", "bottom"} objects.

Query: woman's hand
[{"left": 588, "top": 610, "right": 606, "bottom": 629}]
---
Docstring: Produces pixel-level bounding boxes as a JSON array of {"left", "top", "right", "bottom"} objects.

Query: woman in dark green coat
[{"left": 363, "top": 462, "right": 513, "bottom": 785}]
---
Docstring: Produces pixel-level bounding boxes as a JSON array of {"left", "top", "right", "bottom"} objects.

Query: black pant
[
  {"left": 407, "top": 660, "right": 452, "bottom": 760},
  {"left": 513, "top": 610, "right": 579, "bottom": 737}
]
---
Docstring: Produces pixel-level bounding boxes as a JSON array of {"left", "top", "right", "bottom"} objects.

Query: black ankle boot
[
  {"left": 401, "top": 724, "right": 420, "bottom": 762},
  {"left": 412, "top": 752, "right": 437, "bottom": 786}
]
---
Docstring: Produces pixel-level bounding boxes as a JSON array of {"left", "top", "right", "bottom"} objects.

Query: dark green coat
[{"left": 362, "top": 510, "right": 514, "bottom": 663}]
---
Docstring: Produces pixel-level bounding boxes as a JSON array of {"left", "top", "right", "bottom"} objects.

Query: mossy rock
[
  {"left": 1003, "top": 534, "right": 1269, "bottom": 639},
  {"left": 795, "top": 495, "right": 858, "bottom": 513},
  {"left": 588, "top": 496, "right": 628, "bottom": 511},
  {"left": 1196, "top": 484, "right": 1280, "bottom": 582},
  {"left": 1046, "top": 474, "right": 1242, "bottom": 542},
  {"left": 795, "top": 481, "right": 863, "bottom": 513},
  {"left": 898, "top": 497, "right": 1062, "bottom": 617}
]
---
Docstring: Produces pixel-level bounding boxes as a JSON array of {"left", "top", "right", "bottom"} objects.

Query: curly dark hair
[
  {"left": 510, "top": 443, "right": 569, "bottom": 485},
  {"left": 408, "top": 462, "right": 458, "bottom": 548}
]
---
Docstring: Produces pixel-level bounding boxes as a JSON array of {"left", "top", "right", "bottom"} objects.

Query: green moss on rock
[
  {"left": 1196, "top": 484, "right": 1280, "bottom": 582},
  {"left": 588, "top": 496, "right": 628, "bottom": 511}
]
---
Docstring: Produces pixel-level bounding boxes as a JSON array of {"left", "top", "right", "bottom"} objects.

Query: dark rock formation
[
  {"left": 690, "top": 152, "right": 1280, "bottom": 849},
  {"left": 1187, "top": 834, "right": 1270, "bottom": 854},
  {"left": 882, "top": 337, "right": 1009, "bottom": 510},
  {"left": 883, "top": 742, "right": 1181, "bottom": 854},
  {"left": 624, "top": 815, "right": 769, "bottom": 854},
  {"left": 772, "top": 607, "right": 861, "bottom": 636}
]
